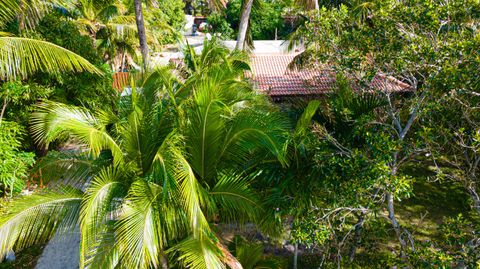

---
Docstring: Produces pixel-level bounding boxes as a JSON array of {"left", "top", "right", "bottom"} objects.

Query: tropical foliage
[
  {"left": 1, "top": 40, "right": 290, "bottom": 268},
  {"left": 208, "top": 0, "right": 290, "bottom": 40},
  {"left": 1, "top": 0, "right": 480, "bottom": 268}
]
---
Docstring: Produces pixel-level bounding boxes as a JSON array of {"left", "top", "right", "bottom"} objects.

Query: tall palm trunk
[
  {"left": 235, "top": 0, "right": 253, "bottom": 50},
  {"left": 18, "top": 0, "right": 25, "bottom": 33},
  {"left": 133, "top": 0, "right": 149, "bottom": 70}
]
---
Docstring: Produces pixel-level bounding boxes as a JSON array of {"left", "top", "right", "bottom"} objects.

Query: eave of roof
[{"left": 249, "top": 54, "right": 412, "bottom": 97}]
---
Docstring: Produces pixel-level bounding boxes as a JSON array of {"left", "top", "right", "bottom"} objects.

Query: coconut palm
[
  {"left": 235, "top": 0, "right": 261, "bottom": 50},
  {"left": 72, "top": 0, "right": 137, "bottom": 43},
  {"left": 0, "top": 40, "right": 289, "bottom": 268},
  {"left": 0, "top": 36, "right": 101, "bottom": 81},
  {"left": 133, "top": 0, "right": 149, "bottom": 69},
  {"left": 68, "top": 0, "right": 139, "bottom": 70},
  {"left": 0, "top": 0, "right": 102, "bottom": 81}
]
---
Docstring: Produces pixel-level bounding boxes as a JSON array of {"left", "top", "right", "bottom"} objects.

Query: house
[
  {"left": 249, "top": 53, "right": 412, "bottom": 101},
  {"left": 161, "top": 39, "right": 411, "bottom": 100}
]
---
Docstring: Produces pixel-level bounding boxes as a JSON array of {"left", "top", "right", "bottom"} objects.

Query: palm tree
[
  {"left": 72, "top": 0, "right": 136, "bottom": 43},
  {"left": 235, "top": 0, "right": 321, "bottom": 50},
  {"left": 70, "top": 0, "right": 139, "bottom": 70},
  {"left": 133, "top": 0, "right": 149, "bottom": 69},
  {"left": 0, "top": 40, "right": 289, "bottom": 268},
  {"left": 0, "top": 0, "right": 102, "bottom": 124},
  {"left": 0, "top": 37, "right": 101, "bottom": 81},
  {"left": 235, "top": 0, "right": 255, "bottom": 50}
]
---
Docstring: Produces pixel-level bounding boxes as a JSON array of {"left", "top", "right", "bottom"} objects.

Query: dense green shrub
[
  {"left": 147, "top": 0, "right": 186, "bottom": 45},
  {"left": 208, "top": 0, "right": 289, "bottom": 40},
  {"left": 34, "top": 13, "right": 101, "bottom": 64},
  {"left": 207, "top": 12, "right": 235, "bottom": 39},
  {"left": 28, "top": 14, "right": 119, "bottom": 113},
  {"left": 0, "top": 122, "right": 35, "bottom": 197},
  {"left": 0, "top": 82, "right": 52, "bottom": 132}
]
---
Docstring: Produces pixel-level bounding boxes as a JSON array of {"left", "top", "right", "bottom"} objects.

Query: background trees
[
  {"left": 281, "top": 0, "right": 480, "bottom": 266},
  {"left": 208, "top": 0, "right": 289, "bottom": 41}
]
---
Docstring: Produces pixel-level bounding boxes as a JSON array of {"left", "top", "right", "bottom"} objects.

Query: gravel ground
[{"left": 35, "top": 228, "right": 80, "bottom": 269}]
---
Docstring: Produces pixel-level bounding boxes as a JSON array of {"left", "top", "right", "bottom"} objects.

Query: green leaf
[
  {"left": 0, "top": 189, "right": 82, "bottom": 260},
  {"left": 0, "top": 37, "right": 101, "bottom": 80}
]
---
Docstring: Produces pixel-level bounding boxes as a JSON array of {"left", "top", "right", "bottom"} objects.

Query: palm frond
[
  {"left": 172, "top": 236, "right": 225, "bottom": 269},
  {"left": 172, "top": 150, "right": 210, "bottom": 237},
  {"left": 142, "top": 66, "right": 182, "bottom": 104},
  {"left": 33, "top": 150, "right": 97, "bottom": 188},
  {"left": 209, "top": 173, "right": 261, "bottom": 224},
  {"left": 116, "top": 179, "right": 182, "bottom": 269},
  {"left": 149, "top": 132, "right": 182, "bottom": 183},
  {"left": 295, "top": 100, "right": 320, "bottom": 137},
  {"left": 84, "top": 222, "right": 120, "bottom": 269},
  {"left": 30, "top": 102, "right": 123, "bottom": 164},
  {"left": 232, "top": 237, "right": 282, "bottom": 269},
  {"left": 0, "top": 37, "right": 102, "bottom": 80},
  {"left": 0, "top": 0, "right": 18, "bottom": 27},
  {"left": 186, "top": 79, "right": 226, "bottom": 180},
  {"left": 220, "top": 109, "right": 290, "bottom": 168},
  {"left": 0, "top": 0, "right": 75, "bottom": 29},
  {"left": 0, "top": 189, "right": 82, "bottom": 260},
  {"left": 80, "top": 165, "right": 127, "bottom": 267}
]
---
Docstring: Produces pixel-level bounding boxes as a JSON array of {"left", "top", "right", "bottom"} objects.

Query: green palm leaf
[
  {"left": 116, "top": 179, "right": 183, "bottom": 269},
  {"left": 172, "top": 236, "right": 225, "bottom": 269},
  {"left": 30, "top": 102, "right": 123, "bottom": 164},
  {"left": 173, "top": 150, "right": 210, "bottom": 237},
  {"left": 0, "top": 189, "right": 82, "bottom": 260},
  {"left": 187, "top": 80, "right": 226, "bottom": 180},
  {"left": 80, "top": 165, "right": 127, "bottom": 268},
  {"left": 84, "top": 222, "right": 120, "bottom": 269},
  {"left": 295, "top": 100, "right": 321, "bottom": 137},
  {"left": 209, "top": 173, "right": 261, "bottom": 223},
  {"left": 33, "top": 150, "right": 97, "bottom": 188},
  {"left": 0, "top": 0, "right": 18, "bottom": 28},
  {"left": 0, "top": 37, "right": 102, "bottom": 80},
  {"left": 220, "top": 109, "right": 289, "bottom": 168}
]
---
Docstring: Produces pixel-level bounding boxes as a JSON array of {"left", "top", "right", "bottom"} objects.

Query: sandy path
[{"left": 34, "top": 227, "right": 80, "bottom": 269}]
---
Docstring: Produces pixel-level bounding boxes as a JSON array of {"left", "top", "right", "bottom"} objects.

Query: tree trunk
[
  {"left": 216, "top": 240, "right": 243, "bottom": 269},
  {"left": 386, "top": 153, "right": 410, "bottom": 257},
  {"left": 235, "top": 0, "right": 253, "bottom": 50},
  {"left": 387, "top": 192, "right": 407, "bottom": 255},
  {"left": 0, "top": 97, "right": 8, "bottom": 127},
  {"left": 293, "top": 242, "right": 298, "bottom": 269},
  {"left": 160, "top": 252, "right": 169, "bottom": 269},
  {"left": 133, "top": 0, "right": 149, "bottom": 70},
  {"left": 467, "top": 185, "right": 480, "bottom": 215},
  {"left": 348, "top": 209, "right": 367, "bottom": 262}
]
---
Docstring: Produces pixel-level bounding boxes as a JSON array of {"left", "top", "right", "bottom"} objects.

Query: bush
[
  {"left": 0, "top": 122, "right": 35, "bottom": 197},
  {"left": 147, "top": 0, "right": 186, "bottom": 45},
  {"left": 208, "top": 0, "right": 289, "bottom": 40},
  {"left": 28, "top": 14, "right": 119, "bottom": 113},
  {"left": 207, "top": 13, "right": 235, "bottom": 39}
]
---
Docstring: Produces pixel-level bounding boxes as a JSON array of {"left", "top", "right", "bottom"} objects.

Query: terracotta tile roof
[
  {"left": 249, "top": 54, "right": 411, "bottom": 97},
  {"left": 370, "top": 73, "right": 412, "bottom": 93}
]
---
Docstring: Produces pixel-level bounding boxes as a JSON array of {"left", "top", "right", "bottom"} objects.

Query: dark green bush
[{"left": 208, "top": 0, "right": 289, "bottom": 40}]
